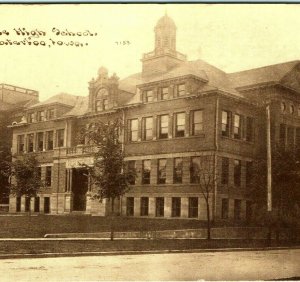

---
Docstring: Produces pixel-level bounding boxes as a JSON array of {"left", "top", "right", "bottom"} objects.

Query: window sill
[
  {"left": 221, "top": 136, "right": 254, "bottom": 145},
  {"left": 128, "top": 134, "right": 205, "bottom": 144}
]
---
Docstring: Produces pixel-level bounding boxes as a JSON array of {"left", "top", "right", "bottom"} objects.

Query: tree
[
  {"left": 193, "top": 154, "right": 217, "bottom": 240},
  {"left": 80, "top": 118, "right": 135, "bottom": 239},
  {"left": 248, "top": 145, "right": 300, "bottom": 241},
  {"left": 10, "top": 154, "right": 44, "bottom": 213}
]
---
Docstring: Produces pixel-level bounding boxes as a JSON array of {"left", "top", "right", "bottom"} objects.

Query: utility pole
[{"left": 266, "top": 103, "right": 272, "bottom": 212}]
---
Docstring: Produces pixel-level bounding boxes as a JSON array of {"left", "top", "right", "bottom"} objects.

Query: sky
[{"left": 1, "top": 4, "right": 300, "bottom": 101}]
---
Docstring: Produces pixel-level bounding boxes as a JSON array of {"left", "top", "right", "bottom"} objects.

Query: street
[{"left": 0, "top": 249, "right": 299, "bottom": 281}]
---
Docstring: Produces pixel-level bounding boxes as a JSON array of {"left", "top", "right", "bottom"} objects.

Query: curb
[{"left": 0, "top": 246, "right": 299, "bottom": 260}]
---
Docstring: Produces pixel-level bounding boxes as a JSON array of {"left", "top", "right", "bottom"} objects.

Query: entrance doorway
[{"left": 72, "top": 168, "right": 88, "bottom": 211}]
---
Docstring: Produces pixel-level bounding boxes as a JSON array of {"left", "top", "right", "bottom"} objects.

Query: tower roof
[{"left": 155, "top": 14, "right": 176, "bottom": 30}]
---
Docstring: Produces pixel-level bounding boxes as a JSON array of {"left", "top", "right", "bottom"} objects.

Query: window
[
  {"left": 127, "top": 161, "right": 136, "bottom": 185},
  {"left": 296, "top": 128, "right": 300, "bottom": 149},
  {"left": 158, "top": 159, "right": 167, "bottom": 184},
  {"left": 234, "top": 199, "right": 241, "bottom": 220},
  {"left": 188, "top": 197, "right": 198, "bottom": 218},
  {"left": 155, "top": 197, "right": 164, "bottom": 217},
  {"left": 281, "top": 102, "right": 286, "bottom": 113},
  {"left": 173, "top": 158, "right": 183, "bottom": 184},
  {"left": 140, "top": 197, "right": 149, "bottom": 216},
  {"left": 175, "top": 112, "right": 185, "bottom": 137},
  {"left": 287, "top": 127, "right": 295, "bottom": 148},
  {"left": 37, "top": 167, "right": 41, "bottom": 181},
  {"left": 190, "top": 157, "right": 200, "bottom": 183},
  {"left": 126, "top": 197, "right": 134, "bottom": 216},
  {"left": 158, "top": 115, "right": 168, "bottom": 139},
  {"left": 129, "top": 119, "right": 138, "bottom": 142},
  {"left": 48, "top": 109, "right": 55, "bottom": 119},
  {"left": 45, "top": 166, "right": 52, "bottom": 186},
  {"left": 142, "top": 160, "right": 151, "bottom": 184},
  {"left": 37, "top": 111, "right": 45, "bottom": 122},
  {"left": 44, "top": 197, "right": 50, "bottom": 213},
  {"left": 46, "top": 131, "right": 54, "bottom": 150},
  {"left": 246, "top": 201, "right": 252, "bottom": 222},
  {"left": 246, "top": 161, "right": 253, "bottom": 187},
  {"left": 96, "top": 100, "right": 102, "bottom": 112},
  {"left": 234, "top": 160, "right": 241, "bottom": 187},
  {"left": 246, "top": 117, "right": 254, "bottom": 142},
  {"left": 221, "top": 157, "right": 229, "bottom": 185},
  {"left": 171, "top": 197, "right": 181, "bottom": 217},
  {"left": 177, "top": 84, "right": 185, "bottom": 97},
  {"left": 37, "top": 132, "right": 44, "bottom": 152},
  {"left": 56, "top": 129, "right": 64, "bottom": 147},
  {"left": 25, "top": 197, "right": 30, "bottom": 212},
  {"left": 234, "top": 114, "right": 242, "bottom": 139},
  {"left": 279, "top": 124, "right": 286, "bottom": 147},
  {"left": 222, "top": 111, "right": 230, "bottom": 137},
  {"left": 160, "top": 87, "right": 168, "bottom": 100},
  {"left": 221, "top": 198, "right": 229, "bottom": 219},
  {"left": 16, "top": 197, "right": 21, "bottom": 212},
  {"left": 192, "top": 110, "right": 203, "bottom": 135},
  {"left": 145, "top": 90, "right": 153, "bottom": 102},
  {"left": 290, "top": 104, "right": 295, "bottom": 114},
  {"left": 103, "top": 99, "right": 108, "bottom": 110},
  {"left": 143, "top": 117, "right": 153, "bottom": 141},
  {"left": 17, "top": 135, "right": 25, "bottom": 153},
  {"left": 28, "top": 112, "right": 35, "bottom": 123},
  {"left": 34, "top": 197, "right": 40, "bottom": 213},
  {"left": 298, "top": 107, "right": 300, "bottom": 117},
  {"left": 27, "top": 133, "right": 34, "bottom": 152}
]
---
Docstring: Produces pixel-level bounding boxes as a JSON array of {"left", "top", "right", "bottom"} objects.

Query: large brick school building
[{"left": 8, "top": 14, "right": 300, "bottom": 221}]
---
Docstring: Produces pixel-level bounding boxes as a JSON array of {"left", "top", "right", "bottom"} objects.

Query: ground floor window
[
  {"left": 221, "top": 198, "right": 229, "bottom": 219},
  {"left": 44, "top": 197, "right": 50, "bottom": 214},
  {"left": 25, "top": 197, "right": 30, "bottom": 212},
  {"left": 246, "top": 201, "right": 252, "bottom": 222},
  {"left": 155, "top": 197, "right": 164, "bottom": 217},
  {"left": 34, "top": 197, "right": 40, "bottom": 212},
  {"left": 140, "top": 197, "right": 149, "bottom": 216},
  {"left": 126, "top": 197, "right": 134, "bottom": 216},
  {"left": 234, "top": 199, "right": 241, "bottom": 220},
  {"left": 188, "top": 197, "right": 198, "bottom": 218},
  {"left": 16, "top": 197, "right": 21, "bottom": 212},
  {"left": 171, "top": 197, "right": 181, "bottom": 217}
]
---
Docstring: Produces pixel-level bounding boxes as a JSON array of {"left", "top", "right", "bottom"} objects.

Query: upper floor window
[
  {"left": 221, "top": 157, "right": 229, "bottom": 185},
  {"left": 127, "top": 160, "right": 136, "bottom": 185},
  {"left": 234, "top": 159, "right": 241, "bottom": 187},
  {"left": 96, "top": 100, "right": 102, "bottom": 112},
  {"left": 192, "top": 110, "right": 203, "bottom": 135},
  {"left": 234, "top": 114, "right": 242, "bottom": 139},
  {"left": 103, "top": 99, "right": 108, "bottom": 110},
  {"left": 48, "top": 109, "right": 55, "bottom": 119},
  {"left": 190, "top": 157, "right": 200, "bottom": 184},
  {"left": 246, "top": 117, "right": 254, "bottom": 142},
  {"left": 222, "top": 111, "right": 230, "bottom": 137},
  {"left": 246, "top": 161, "right": 253, "bottom": 187},
  {"left": 142, "top": 160, "right": 151, "bottom": 184},
  {"left": 281, "top": 102, "right": 286, "bottom": 113},
  {"left": 37, "top": 111, "right": 45, "bottom": 122},
  {"left": 177, "top": 84, "right": 186, "bottom": 97},
  {"left": 160, "top": 87, "right": 168, "bottom": 100},
  {"left": 157, "top": 159, "right": 167, "bottom": 184},
  {"left": 142, "top": 117, "right": 153, "bottom": 141},
  {"left": 17, "top": 135, "right": 25, "bottom": 154},
  {"left": 45, "top": 166, "right": 52, "bottom": 187},
  {"left": 145, "top": 90, "right": 153, "bottom": 102},
  {"left": 175, "top": 112, "right": 185, "bottom": 137},
  {"left": 56, "top": 129, "right": 65, "bottom": 147},
  {"left": 158, "top": 115, "right": 168, "bottom": 139},
  {"left": 174, "top": 158, "right": 183, "bottom": 184},
  {"left": 129, "top": 119, "right": 138, "bottom": 142},
  {"left": 27, "top": 133, "right": 34, "bottom": 152},
  {"left": 290, "top": 104, "right": 295, "bottom": 114},
  {"left": 28, "top": 112, "right": 35, "bottom": 123},
  {"left": 37, "top": 132, "right": 44, "bottom": 152},
  {"left": 46, "top": 131, "right": 54, "bottom": 150}
]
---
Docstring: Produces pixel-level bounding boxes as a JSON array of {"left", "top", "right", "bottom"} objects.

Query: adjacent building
[{"left": 8, "top": 15, "right": 300, "bottom": 221}]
